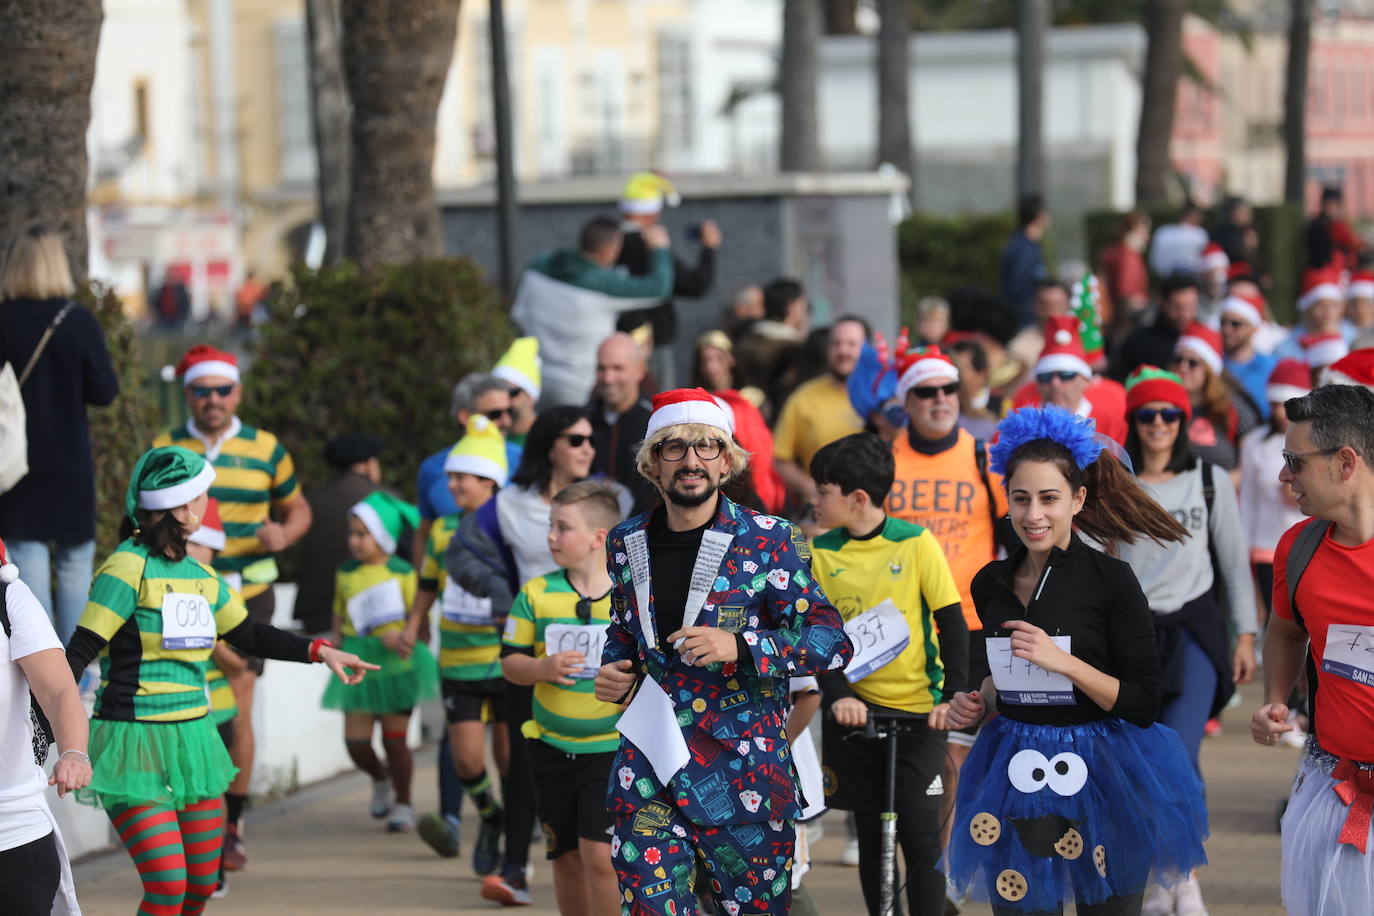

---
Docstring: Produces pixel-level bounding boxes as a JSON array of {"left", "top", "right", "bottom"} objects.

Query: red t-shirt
[{"left": 1273, "top": 519, "right": 1374, "bottom": 762}]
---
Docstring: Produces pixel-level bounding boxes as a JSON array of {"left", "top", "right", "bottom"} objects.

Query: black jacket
[
  {"left": 587, "top": 396, "right": 657, "bottom": 516},
  {"left": 614, "top": 229, "right": 716, "bottom": 345},
  {"left": 1110, "top": 316, "right": 1180, "bottom": 381}
]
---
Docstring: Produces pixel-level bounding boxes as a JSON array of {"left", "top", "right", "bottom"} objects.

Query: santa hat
[
  {"left": 443, "top": 415, "right": 509, "bottom": 486},
  {"left": 1299, "top": 267, "right": 1344, "bottom": 311},
  {"left": 712, "top": 396, "right": 737, "bottom": 434},
  {"left": 895, "top": 347, "right": 960, "bottom": 402},
  {"left": 1175, "top": 323, "right": 1223, "bottom": 375},
  {"left": 619, "top": 171, "right": 680, "bottom": 215},
  {"left": 1220, "top": 290, "right": 1265, "bottom": 328},
  {"left": 350, "top": 491, "right": 420, "bottom": 556},
  {"left": 0, "top": 538, "right": 17, "bottom": 584},
  {"left": 1348, "top": 270, "right": 1374, "bottom": 301},
  {"left": 176, "top": 344, "right": 240, "bottom": 387},
  {"left": 1301, "top": 332, "right": 1349, "bottom": 368},
  {"left": 1035, "top": 316, "right": 1093, "bottom": 379},
  {"left": 1125, "top": 365, "right": 1191, "bottom": 419},
  {"left": 126, "top": 446, "right": 218, "bottom": 528},
  {"left": 187, "top": 497, "right": 226, "bottom": 551},
  {"left": 1266, "top": 359, "right": 1313, "bottom": 404},
  {"left": 492, "top": 337, "right": 541, "bottom": 401},
  {"left": 1324, "top": 349, "right": 1374, "bottom": 391},
  {"left": 1202, "top": 243, "right": 1229, "bottom": 271},
  {"left": 1226, "top": 261, "right": 1253, "bottom": 282},
  {"left": 645, "top": 388, "right": 732, "bottom": 439}
]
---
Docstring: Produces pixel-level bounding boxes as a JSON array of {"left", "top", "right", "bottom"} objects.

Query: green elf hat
[
  {"left": 444, "top": 415, "right": 509, "bottom": 486},
  {"left": 1071, "top": 271, "right": 1106, "bottom": 360},
  {"left": 350, "top": 491, "right": 420, "bottom": 556},
  {"left": 126, "top": 446, "right": 218, "bottom": 528}
]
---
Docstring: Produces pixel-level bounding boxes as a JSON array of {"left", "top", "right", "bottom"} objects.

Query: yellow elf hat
[
  {"left": 492, "top": 337, "right": 541, "bottom": 401},
  {"left": 619, "top": 171, "right": 680, "bottom": 215},
  {"left": 444, "top": 415, "right": 509, "bottom": 487}
]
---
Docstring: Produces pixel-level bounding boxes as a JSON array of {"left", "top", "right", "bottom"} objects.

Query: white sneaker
[
  {"left": 370, "top": 778, "right": 393, "bottom": 819},
  {"left": 386, "top": 803, "right": 416, "bottom": 833},
  {"left": 1175, "top": 873, "right": 1209, "bottom": 916},
  {"left": 840, "top": 837, "right": 860, "bottom": 866},
  {"left": 1141, "top": 882, "right": 1176, "bottom": 916}
]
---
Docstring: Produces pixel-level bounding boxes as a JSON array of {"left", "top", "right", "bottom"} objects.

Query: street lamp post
[{"left": 489, "top": 0, "right": 519, "bottom": 297}]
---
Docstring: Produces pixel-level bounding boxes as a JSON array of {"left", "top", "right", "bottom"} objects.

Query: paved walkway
[{"left": 73, "top": 682, "right": 1297, "bottom": 914}]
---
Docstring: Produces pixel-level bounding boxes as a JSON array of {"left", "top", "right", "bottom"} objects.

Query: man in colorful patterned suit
[{"left": 594, "top": 388, "right": 853, "bottom": 915}]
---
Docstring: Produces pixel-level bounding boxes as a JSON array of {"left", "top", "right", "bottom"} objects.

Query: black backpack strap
[
  {"left": 1286, "top": 518, "right": 1332, "bottom": 632},
  {"left": 0, "top": 579, "right": 9, "bottom": 637},
  {"left": 0, "top": 580, "right": 56, "bottom": 762}
]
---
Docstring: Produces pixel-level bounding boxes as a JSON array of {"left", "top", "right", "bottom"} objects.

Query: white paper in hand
[
  {"left": 986, "top": 636, "right": 1075, "bottom": 704},
  {"left": 616, "top": 676, "right": 690, "bottom": 786},
  {"left": 543, "top": 623, "right": 607, "bottom": 679},
  {"left": 842, "top": 599, "right": 911, "bottom": 683}
]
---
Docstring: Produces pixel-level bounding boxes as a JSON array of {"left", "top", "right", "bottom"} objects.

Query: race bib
[
  {"left": 1323, "top": 624, "right": 1374, "bottom": 687},
  {"left": 842, "top": 599, "right": 911, "bottom": 683},
  {"left": 986, "top": 636, "right": 1075, "bottom": 704},
  {"left": 346, "top": 579, "right": 406, "bottom": 635},
  {"left": 161, "top": 592, "right": 216, "bottom": 650},
  {"left": 543, "top": 623, "right": 607, "bottom": 679},
  {"left": 440, "top": 580, "right": 495, "bottom": 626}
]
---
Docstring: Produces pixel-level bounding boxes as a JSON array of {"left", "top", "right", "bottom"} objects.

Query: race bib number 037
[{"left": 842, "top": 599, "right": 911, "bottom": 683}]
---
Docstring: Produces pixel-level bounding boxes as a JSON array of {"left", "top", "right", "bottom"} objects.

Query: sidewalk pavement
[{"left": 73, "top": 681, "right": 1297, "bottom": 914}]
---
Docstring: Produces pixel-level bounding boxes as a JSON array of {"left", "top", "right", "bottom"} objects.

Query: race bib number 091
[
  {"left": 543, "top": 623, "right": 607, "bottom": 679},
  {"left": 161, "top": 593, "right": 216, "bottom": 650}
]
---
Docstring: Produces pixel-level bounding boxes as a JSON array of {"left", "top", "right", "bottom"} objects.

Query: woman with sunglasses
[
  {"left": 1115, "top": 366, "right": 1258, "bottom": 915},
  {"left": 1171, "top": 323, "right": 1261, "bottom": 474}
]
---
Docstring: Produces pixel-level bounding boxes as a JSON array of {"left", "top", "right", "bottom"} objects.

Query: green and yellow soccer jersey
[
  {"left": 503, "top": 571, "right": 621, "bottom": 754},
  {"left": 78, "top": 540, "right": 250, "bottom": 723},
  {"left": 333, "top": 557, "right": 417, "bottom": 638},
  {"left": 810, "top": 517, "right": 961, "bottom": 712},
  {"left": 205, "top": 651, "right": 237, "bottom": 725},
  {"left": 421, "top": 513, "right": 503, "bottom": 682}
]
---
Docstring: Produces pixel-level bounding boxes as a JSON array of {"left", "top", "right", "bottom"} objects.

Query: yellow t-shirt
[
  {"left": 810, "top": 517, "right": 961, "bottom": 712},
  {"left": 772, "top": 375, "right": 863, "bottom": 471},
  {"left": 333, "top": 558, "right": 417, "bottom": 638}
]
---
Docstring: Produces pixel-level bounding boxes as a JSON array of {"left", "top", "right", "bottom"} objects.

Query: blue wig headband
[{"left": 989, "top": 406, "right": 1129, "bottom": 476}]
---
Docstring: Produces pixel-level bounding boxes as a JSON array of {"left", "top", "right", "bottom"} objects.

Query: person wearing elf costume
[
  {"left": 322, "top": 491, "right": 437, "bottom": 833},
  {"left": 945, "top": 407, "right": 1207, "bottom": 915},
  {"left": 401, "top": 416, "right": 511, "bottom": 875},
  {"left": 64, "top": 446, "right": 374, "bottom": 916},
  {"left": 492, "top": 336, "right": 542, "bottom": 445}
]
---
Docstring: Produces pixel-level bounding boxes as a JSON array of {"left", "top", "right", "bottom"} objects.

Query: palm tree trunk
[
  {"left": 1283, "top": 0, "right": 1311, "bottom": 205},
  {"left": 1135, "top": 0, "right": 1186, "bottom": 205},
  {"left": 0, "top": 0, "right": 103, "bottom": 280},
  {"left": 305, "top": 0, "right": 352, "bottom": 267},
  {"left": 876, "top": 0, "right": 913, "bottom": 203},
  {"left": 823, "top": 0, "right": 859, "bottom": 35},
  {"left": 1016, "top": 0, "right": 1047, "bottom": 202},
  {"left": 339, "top": 0, "right": 462, "bottom": 266},
  {"left": 780, "top": 0, "right": 820, "bottom": 172}
]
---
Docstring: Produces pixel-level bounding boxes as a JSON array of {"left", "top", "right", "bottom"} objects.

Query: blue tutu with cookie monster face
[{"left": 946, "top": 715, "right": 1208, "bottom": 912}]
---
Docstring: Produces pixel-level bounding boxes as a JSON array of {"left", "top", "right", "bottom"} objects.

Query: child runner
[
  {"left": 64, "top": 446, "right": 375, "bottom": 916},
  {"left": 808, "top": 431, "right": 969, "bottom": 916},
  {"left": 945, "top": 407, "right": 1208, "bottom": 915},
  {"left": 403, "top": 416, "right": 510, "bottom": 873},
  {"left": 322, "top": 490, "right": 437, "bottom": 832},
  {"left": 501, "top": 480, "right": 626, "bottom": 914}
]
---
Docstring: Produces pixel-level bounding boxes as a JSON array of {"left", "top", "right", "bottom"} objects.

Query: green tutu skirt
[
  {"left": 321, "top": 634, "right": 438, "bottom": 714},
  {"left": 75, "top": 715, "right": 237, "bottom": 811}
]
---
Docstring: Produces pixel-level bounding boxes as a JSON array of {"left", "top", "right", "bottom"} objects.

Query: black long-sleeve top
[{"left": 969, "top": 534, "right": 1160, "bottom": 728}]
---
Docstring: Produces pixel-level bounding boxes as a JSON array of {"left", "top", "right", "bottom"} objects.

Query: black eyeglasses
[
  {"left": 1220, "top": 318, "right": 1249, "bottom": 329},
  {"left": 1036, "top": 371, "right": 1082, "bottom": 385},
  {"left": 1282, "top": 447, "right": 1340, "bottom": 474},
  {"left": 559, "top": 433, "right": 593, "bottom": 448},
  {"left": 910, "top": 382, "right": 960, "bottom": 399},
  {"left": 1134, "top": 407, "right": 1185, "bottom": 425},
  {"left": 655, "top": 438, "right": 725, "bottom": 461},
  {"left": 189, "top": 384, "right": 235, "bottom": 400},
  {"left": 483, "top": 407, "right": 513, "bottom": 421}
]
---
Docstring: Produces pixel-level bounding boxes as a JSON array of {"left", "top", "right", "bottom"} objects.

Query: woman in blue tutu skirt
[{"left": 945, "top": 407, "right": 1209, "bottom": 914}]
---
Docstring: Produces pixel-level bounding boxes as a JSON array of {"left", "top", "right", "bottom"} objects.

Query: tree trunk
[
  {"left": 779, "top": 0, "right": 820, "bottom": 172},
  {"left": 1135, "top": 0, "right": 1186, "bottom": 205},
  {"left": 1283, "top": 0, "right": 1311, "bottom": 205},
  {"left": 1016, "top": 0, "right": 1047, "bottom": 203},
  {"left": 0, "top": 0, "right": 103, "bottom": 281},
  {"left": 876, "top": 0, "right": 913, "bottom": 203},
  {"left": 823, "top": 0, "right": 859, "bottom": 35},
  {"left": 339, "top": 0, "right": 461, "bottom": 266},
  {"left": 305, "top": 0, "right": 352, "bottom": 268}
]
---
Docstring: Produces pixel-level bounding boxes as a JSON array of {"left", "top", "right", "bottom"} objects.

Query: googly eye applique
[
  {"left": 1046, "top": 752, "right": 1088, "bottom": 796},
  {"left": 1007, "top": 748, "right": 1088, "bottom": 796}
]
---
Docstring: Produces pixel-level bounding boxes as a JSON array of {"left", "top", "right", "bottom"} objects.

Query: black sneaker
[
  {"left": 473, "top": 811, "right": 503, "bottom": 877},
  {"left": 417, "top": 812, "right": 461, "bottom": 858}
]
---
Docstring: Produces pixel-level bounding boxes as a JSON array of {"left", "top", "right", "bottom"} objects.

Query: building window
[
  {"left": 274, "top": 18, "right": 316, "bottom": 187},
  {"left": 657, "top": 32, "right": 693, "bottom": 156},
  {"left": 133, "top": 80, "right": 150, "bottom": 144}
]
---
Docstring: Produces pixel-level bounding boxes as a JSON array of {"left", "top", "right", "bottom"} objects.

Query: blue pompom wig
[{"left": 989, "top": 406, "right": 1103, "bottom": 476}]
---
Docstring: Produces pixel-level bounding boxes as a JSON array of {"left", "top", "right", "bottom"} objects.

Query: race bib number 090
[
  {"left": 161, "top": 593, "right": 216, "bottom": 650},
  {"left": 543, "top": 623, "right": 607, "bottom": 679}
]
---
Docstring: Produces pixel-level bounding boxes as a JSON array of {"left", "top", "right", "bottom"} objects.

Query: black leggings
[
  {"left": 853, "top": 807, "right": 943, "bottom": 916},
  {"left": 502, "top": 685, "right": 536, "bottom": 873},
  {"left": 991, "top": 891, "right": 1144, "bottom": 916},
  {"left": 0, "top": 831, "right": 60, "bottom": 916}
]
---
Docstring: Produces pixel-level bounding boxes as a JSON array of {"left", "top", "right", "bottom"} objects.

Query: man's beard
[{"left": 664, "top": 470, "right": 719, "bottom": 508}]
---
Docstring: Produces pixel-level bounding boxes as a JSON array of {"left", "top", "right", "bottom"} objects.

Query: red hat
[
  {"left": 186, "top": 497, "right": 225, "bottom": 551},
  {"left": 0, "top": 537, "right": 16, "bottom": 583},
  {"left": 1300, "top": 332, "right": 1348, "bottom": 368},
  {"left": 645, "top": 388, "right": 732, "bottom": 439},
  {"left": 177, "top": 344, "right": 240, "bottom": 386},
  {"left": 1349, "top": 270, "right": 1374, "bottom": 301},
  {"left": 1226, "top": 261, "right": 1253, "bottom": 281},
  {"left": 1325, "top": 349, "right": 1374, "bottom": 391},
  {"left": 1125, "top": 365, "right": 1191, "bottom": 419},
  {"left": 895, "top": 346, "right": 959, "bottom": 401},
  {"left": 1220, "top": 289, "right": 1265, "bottom": 327},
  {"left": 1202, "top": 243, "right": 1229, "bottom": 271},
  {"left": 1266, "top": 359, "right": 1312, "bottom": 404},
  {"left": 1035, "top": 316, "right": 1091, "bottom": 379},
  {"left": 1299, "top": 267, "right": 1344, "bottom": 311},
  {"left": 1174, "top": 323, "right": 1223, "bottom": 375}
]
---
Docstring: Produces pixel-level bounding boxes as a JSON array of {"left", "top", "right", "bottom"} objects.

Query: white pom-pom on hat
[{"left": 0, "top": 563, "right": 17, "bottom": 583}]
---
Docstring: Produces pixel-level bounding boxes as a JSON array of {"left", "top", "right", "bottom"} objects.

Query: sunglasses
[
  {"left": 1133, "top": 407, "right": 1184, "bottom": 425},
  {"left": 559, "top": 433, "right": 593, "bottom": 448},
  {"left": 189, "top": 384, "right": 235, "bottom": 400},
  {"left": 910, "top": 382, "right": 960, "bottom": 399},
  {"left": 1174, "top": 356, "right": 1206, "bottom": 371},
  {"left": 575, "top": 596, "right": 592, "bottom": 624},
  {"left": 1282, "top": 447, "right": 1340, "bottom": 474},
  {"left": 1036, "top": 371, "right": 1082, "bottom": 385},
  {"left": 1220, "top": 318, "right": 1249, "bottom": 329},
  {"left": 483, "top": 407, "right": 513, "bottom": 421}
]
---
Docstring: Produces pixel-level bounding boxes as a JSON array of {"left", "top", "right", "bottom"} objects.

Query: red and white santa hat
[
  {"left": 1325, "top": 349, "right": 1374, "bottom": 391},
  {"left": 186, "top": 497, "right": 226, "bottom": 551},
  {"left": 1034, "top": 316, "right": 1092, "bottom": 379},
  {"left": 1266, "top": 359, "right": 1312, "bottom": 404},
  {"left": 645, "top": 388, "right": 733, "bottom": 439},
  {"left": 1301, "top": 332, "right": 1349, "bottom": 369},
  {"left": 1220, "top": 289, "right": 1266, "bottom": 327},
  {"left": 894, "top": 346, "right": 960, "bottom": 402},
  {"left": 1202, "top": 242, "right": 1229, "bottom": 272},
  {"left": 176, "top": 344, "right": 240, "bottom": 387},
  {"left": 1348, "top": 270, "right": 1374, "bottom": 301},
  {"left": 0, "top": 537, "right": 17, "bottom": 584},
  {"left": 1299, "top": 266, "right": 1344, "bottom": 311},
  {"left": 1175, "top": 323, "right": 1224, "bottom": 375}
]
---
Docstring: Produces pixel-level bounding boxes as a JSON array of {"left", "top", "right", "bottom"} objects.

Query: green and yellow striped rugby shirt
[{"left": 420, "top": 513, "right": 503, "bottom": 682}]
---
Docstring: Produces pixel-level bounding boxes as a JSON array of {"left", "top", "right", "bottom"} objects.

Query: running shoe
[
  {"left": 417, "top": 812, "right": 461, "bottom": 858},
  {"left": 1141, "top": 882, "right": 1176, "bottom": 916},
  {"left": 370, "top": 778, "right": 393, "bottom": 819},
  {"left": 211, "top": 872, "right": 228, "bottom": 899},
  {"left": 481, "top": 869, "right": 533, "bottom": 907},
  {"left": 1203, "top": 717, "right": 1222, "bottom": 737},
  {"left": 1175, "top": 874, "right": 1210, "bottom": 916},
  {"left": 840, "top": 837, "right": 860, "bottom": 866},
  {"left": 473, "top": 811, "right": 503, "bottom": 876},
  {"left": 221, "top": 828, "right": 247, "bottom": 872},
  {"left": 386, "top": 803, "right": 416, "bottom": 833}
]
